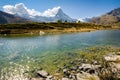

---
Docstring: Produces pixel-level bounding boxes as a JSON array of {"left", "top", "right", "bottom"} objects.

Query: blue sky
[{"left": 0, "top": 0, "right": 120, "bottom": 19}]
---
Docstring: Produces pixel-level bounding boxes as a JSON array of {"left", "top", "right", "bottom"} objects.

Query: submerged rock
[
  {"left": 7, "top": 52, "right": 20, "bottom": 60},
  {"left": 31, "top": 52, "right": 120, "bottom": 80},
  {"left": 37, "top": 70, "right": 49, "bottom": 78},
  {"left": 104, "top": 54, "right": 120, "bottom": 62}
]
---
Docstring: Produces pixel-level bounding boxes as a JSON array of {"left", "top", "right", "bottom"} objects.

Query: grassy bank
[{"left": 0, "top": 22, "right": 112, "bottom": 34}]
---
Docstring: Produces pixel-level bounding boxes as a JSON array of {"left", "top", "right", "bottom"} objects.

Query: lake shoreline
[
  {"left": 0, "top": 22, "right": 116, "bottom": 35},
  {"left": 0, "top": 28, "right": 119, "bottom": 36}
]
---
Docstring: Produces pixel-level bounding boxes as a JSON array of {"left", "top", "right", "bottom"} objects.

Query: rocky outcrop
[
  {"left": 104, "top": 52, "right": 120, "bottom": 78},
  {"left": 31, "top": 52, "right": 120, "bottom": 80}
]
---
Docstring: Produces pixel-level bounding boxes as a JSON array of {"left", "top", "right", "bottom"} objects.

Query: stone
[
  {"left": 53, "top": 73, "right": 61, "bottom": 80},
  {"left": 81, "top": 64, "right": 92, "bottom": 69},
  {"left": 116, "top": 52, "right": 120, "bottom": 55},
  {"left": 56, "top": 68, "right": 62, "bottom": 73},
  {"left": 70, "top": 67, "right": 77, "bottom": 71},
  {"left": 62, "top": 77, "right": 69, "bottom": 80},
  {"left": 76, "top": 72, "right": 100, "bottom": 80},
  {"left": 39, "top": 31, "right": 45, "bottom": 35},
  {"left": 71, "top": 75, "right": 77, "bottom": 80},
  {"left": 63, "top": 69, "right": 70, "bottom": 77},
  {"left": 46, "top": 76, "right": 53, "bottom": 80},
  {"left": 63, "top": 69, "right": 67, "bottom": 73},
  {"left": 87, "top": 69, "right": 95, "bottom": 74},
  {"left": 109, "top": 62, "right": 120, "bottom": 73},
  {"left": 70, "top": 61, "right": 74, "bottom": 64},
  {"left": 93, "top": 61, "right": 99, "bottom": 65},
  {"left": 37, "top": 70, "right": 49, "bottom": 78},
  {"left": 78, "top": 66, "right": 84, "bottom": 71},
  {"left": 31, "top": 78, "right": 45, "bottom": 80},
  {"left": 68, "top": 75, "right": 72, "bottom": 79},
  {"left": 104, "top": 54, "right": 120, "bottom": 62}
]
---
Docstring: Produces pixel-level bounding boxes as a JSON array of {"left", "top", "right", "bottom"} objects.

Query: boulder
[
  {"left": 37, "top": 70, "right": 49, "bottom": 78},
  {"left": 104, "top": 54, "right": 120, "bottom": 62},
  {"left": 81, "top": 64, "right": 92, "bottom": 69}
]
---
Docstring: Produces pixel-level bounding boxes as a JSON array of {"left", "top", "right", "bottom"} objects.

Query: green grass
[{"left": 0, "top": 22, "right": 112, "bottom": 34}]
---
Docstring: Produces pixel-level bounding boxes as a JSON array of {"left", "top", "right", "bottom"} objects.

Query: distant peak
[
  {"left": 40, "top": 6, "right": 62, "bottom": 17},
  {"left": 107, "top": 7, "right": 120, "bottom": 18},
  {"left": 56, "top": 8, "right": 63, "bottom": 13},
  {"left": 55, "top": 6, "right": 61, "bottom": 10},
  {"left": 50, "top": 6, "right": 62, "bottom": 16}
]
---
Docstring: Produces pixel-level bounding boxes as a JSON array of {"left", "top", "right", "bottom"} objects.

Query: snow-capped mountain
[
  {"left": 3, "top": 3, "right": 76, "bottom": 22},
  {"left": 77, "top": 18, "right": 92, "bottom": 22},
  {"left": 55, "top": 8, "right": 75, "bottom": 22},
  {"left": 30, "top": 8, "right": 76, "bottom": 22}
]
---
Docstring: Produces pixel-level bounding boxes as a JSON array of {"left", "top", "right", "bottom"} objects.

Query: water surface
[{"left": 0, "top": 30, "right": 120, "bottom": 79}]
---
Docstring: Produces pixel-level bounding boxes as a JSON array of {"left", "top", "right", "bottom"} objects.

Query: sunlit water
[{"left": 0, "top": 30, "right": 120, "bottom": 79}]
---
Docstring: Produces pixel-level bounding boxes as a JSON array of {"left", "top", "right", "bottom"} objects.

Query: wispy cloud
[{"left": 3, "top": 3, "right": 61, "bottom": 17}]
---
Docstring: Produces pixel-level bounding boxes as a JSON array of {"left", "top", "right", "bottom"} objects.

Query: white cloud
[
  {"left": 42, "top": 6, "right": 61, "bottom": 17},
  {"left": 3, "top": 3, "right": 29, "bottom": 17},
  {"left": 3, "top": 3, "right": 61, "bottom": 18}
]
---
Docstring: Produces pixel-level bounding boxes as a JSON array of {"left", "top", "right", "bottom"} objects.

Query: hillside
[
  {"left": 90, "top": 8, "right": 120, "bottom": 26},
  {"left": 0, "top": 11, "right": 30, "bottom": 24}
]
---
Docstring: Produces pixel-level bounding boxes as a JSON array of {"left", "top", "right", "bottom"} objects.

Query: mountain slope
[
  {"left": 0, "top": 11, "right": 30, "bottom": 24},
  {"left": 107, "top": 8, "right": 120, "bottom": 18},
  {"left": 90, "top": 8, "right": 120, "bottom": 24},
  {"left": 54, "top": 8, "right": 75, "bottom": 22}
]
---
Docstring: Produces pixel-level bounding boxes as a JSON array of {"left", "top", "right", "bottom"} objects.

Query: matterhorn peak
[{"left": 42, "top": 6, "right": 62, "bottom": 17}]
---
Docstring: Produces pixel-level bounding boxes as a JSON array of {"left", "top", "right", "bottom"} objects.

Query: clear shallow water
[{"left": 0, "top": 30, "right": 120, "bottom": 79}]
